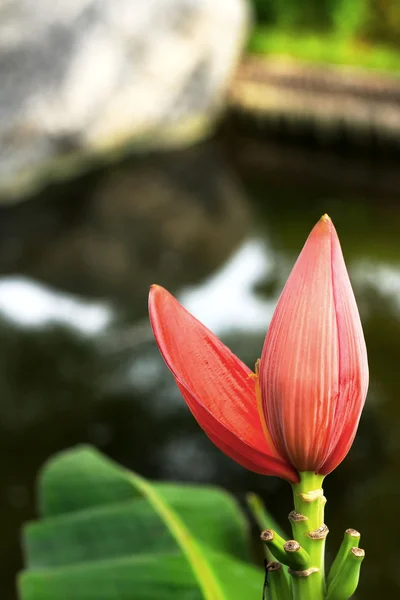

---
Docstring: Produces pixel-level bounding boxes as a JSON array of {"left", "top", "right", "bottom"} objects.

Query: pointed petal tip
[
  {"left": 149, "top": 283, "right": 158, "bottom": 308},
  {"left": 310, "top": 213, "right": 337, "bottom": 241},
  {"left": 316, "top": 213, "right": 333, "bottom": 232},
  {"left": 148, "top": 284, "right": 170, "bottom": 327},
  {"left": 149, "top": 284, "right": 170, "bottom": 307},
  {"left": 150, "top": 283, "right": 163, "bottom": 294}
]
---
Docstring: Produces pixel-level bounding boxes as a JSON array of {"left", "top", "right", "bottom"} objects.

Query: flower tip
[
  {"left": 149, "top": 284, "right": 166, "bottom": 298},
  {"left": 313, "top": 213, "right": 334, "bottom": 238},
  {"left": 149, "top": 284, "right": 167, "bottom": 314},
  {"left": 318, "top": 213, "right": 333, "bottom": 231}
]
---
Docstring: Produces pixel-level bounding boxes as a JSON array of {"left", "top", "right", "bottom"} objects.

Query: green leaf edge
[{"left": 128, "top": 469, "right": 225, "bottom": 600}]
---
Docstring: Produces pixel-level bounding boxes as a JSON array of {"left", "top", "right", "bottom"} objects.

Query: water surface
[{"left": 0, "top": 132, "right": 399, "bottom": 599}]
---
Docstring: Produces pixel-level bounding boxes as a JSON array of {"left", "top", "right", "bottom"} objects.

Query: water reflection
[
  {"left": 180, "top": 239, "right": 275, "bottom": 333},
  {"left": 0, "top": 278, "right": 112, "bottom": 333},
  {"left": 355, "top": 261, "right": 400, "bottom": 314},
  {"left": 0, "top": 137, "right": 399, "bottom": 599}
]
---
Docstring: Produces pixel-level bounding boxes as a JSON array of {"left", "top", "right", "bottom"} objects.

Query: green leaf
[{"left": 19, "top": 445, "right": 263, "bottom": 600}]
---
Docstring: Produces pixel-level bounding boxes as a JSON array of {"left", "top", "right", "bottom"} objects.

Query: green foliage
[
  {"left": 252, "top": 0, "right": 349, "bottom": 30},
  {"left": 19, "top": 446, "right": 264, "bottom": 600},
  {"left": 361, "top": 1, "right": 400, "bottom": 45},
  {"left": 249, "top": 27, "right": 400, "bottom": 71},
  {"left": 331, "top": 0, "right": 366, "bottom": 37},
  {"left": 250, "top": 0, "right": 400, "bottom": 45}
]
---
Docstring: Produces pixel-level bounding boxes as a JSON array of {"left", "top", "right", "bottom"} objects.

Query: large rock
[{"left": 0, "top": 0, "right": 249, "bottom": 200}]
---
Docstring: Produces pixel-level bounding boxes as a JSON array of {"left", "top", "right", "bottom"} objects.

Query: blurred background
[{"left": 1, "top": 0, "right": 400, "bottom": 598}]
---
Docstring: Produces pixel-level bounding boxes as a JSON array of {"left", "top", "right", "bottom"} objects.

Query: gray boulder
[{"left": 0, "top": 0, "right": 249, "bottom": 200}]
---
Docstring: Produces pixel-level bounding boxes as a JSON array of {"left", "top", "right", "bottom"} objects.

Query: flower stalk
[
  {"left": 290, "top": 472, "right": 327, "bottom": 600},
  {"left": 251, "top": 485, "right": 365, "bottom": 600}
]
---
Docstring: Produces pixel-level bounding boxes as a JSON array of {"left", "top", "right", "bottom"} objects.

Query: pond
[{"left": 0, "top": 121, "right": 399, "bottom": 599}]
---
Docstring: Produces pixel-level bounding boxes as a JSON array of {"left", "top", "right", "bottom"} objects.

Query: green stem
[
  {"left": 247, "top": 493, "right": 291, "bottom": 586},
  {"left": 290, "top": 568, "right": 321, "bottom": 600},
  {"left": 261, "top": 529, "right": 310, "bottom": 571},
  {"left": 283, "top": 540, "right": 310, "bottom": 570},
  {"left": 326, "top": 547, "right": 365, "bottom": 600},
  {"left": 260, "top": 529, "right": 289, "bottom": 566},
  {"left": 327, "top": 529, "right": 360, "bottom": 587},
  {"left": 290, "top": 472, "right": 327, "bottom": 600},
  {"left": 265, "top": 561, "right": 292, "bottom": 600}
]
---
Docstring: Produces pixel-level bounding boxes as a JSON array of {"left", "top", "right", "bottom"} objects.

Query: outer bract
[
  {"left": 149, "top": 285, "right": 298, "bottom": 483},
  {"left": 260, "top": 215, "right": 368, "bottom": 474}
]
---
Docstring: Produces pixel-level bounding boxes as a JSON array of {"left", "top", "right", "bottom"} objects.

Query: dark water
[{"left": 1, "top": 124, "right": 400, "bottom": 599}]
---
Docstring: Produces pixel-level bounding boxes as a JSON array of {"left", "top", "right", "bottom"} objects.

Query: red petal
[
  {"left": 177, "top": 382, "right": 297, "bottom": 479},
  {"left": 318, "top": 219, "right": 368, "bottom": 474},
  {"left": 260, "top": 216, "right": 368, "bottom": 473},
  {"left": 149, "top": 285, "right": 298, "bottom": 482}
]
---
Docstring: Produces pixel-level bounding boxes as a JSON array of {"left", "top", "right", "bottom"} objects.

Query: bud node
[
  {"left": 307, "top": 524, "right": 329, "bottom": 540},
  {"left": 260, "top": 529, "right": 274, "bottom": 542},
  {"left": 289, "top": 567, "right": 320, "bottom": 577},
  {"left": 298, "top": 488, "right": 324, "bottom": 502},
  {"left": 351, "top": 547, "right": 365, "bottom": 559},
  {"left": 288, "top": 510, "right": 308, "bottom": 522},
  {"left": 284, "top": 540, "right": 301, "bottom": 553},
  {"left": 346, "top": 528, "right": 361, "bottom": 538}
]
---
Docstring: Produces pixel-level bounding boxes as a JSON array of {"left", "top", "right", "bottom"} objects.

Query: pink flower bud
[
  {"left": 149, "top": 216, "right": 368, "bottom": 480},
  {"left": 260, "top": 215, "right": 368, "bottom": 474}
]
